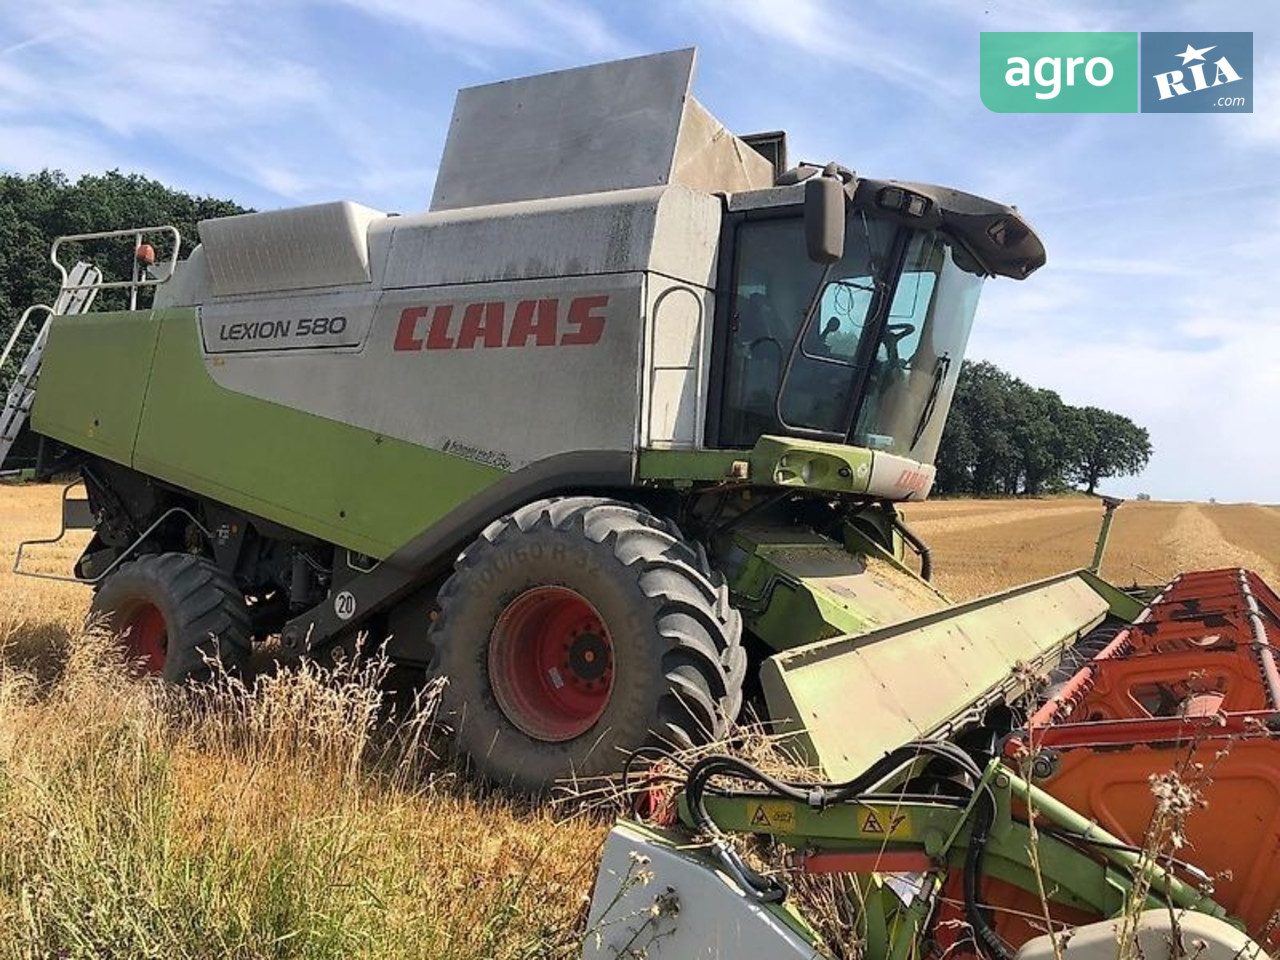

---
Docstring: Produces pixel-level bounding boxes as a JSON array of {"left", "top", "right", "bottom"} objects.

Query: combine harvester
[{"left": 2, "top": 50, "right": 1276, "bottom": 956}]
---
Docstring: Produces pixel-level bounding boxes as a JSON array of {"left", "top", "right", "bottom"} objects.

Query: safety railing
[{"left": 49, "top": 225, "right": 181, "bottom": 310}]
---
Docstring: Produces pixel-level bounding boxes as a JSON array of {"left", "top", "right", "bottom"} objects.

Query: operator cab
[{"left": 709, "top": 171, "right": 1045, "bottom": 466}]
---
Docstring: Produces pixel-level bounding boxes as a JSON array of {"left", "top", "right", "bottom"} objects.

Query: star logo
[{"left": 1176, "top": 43, "right": 1215, "bottom": 65}]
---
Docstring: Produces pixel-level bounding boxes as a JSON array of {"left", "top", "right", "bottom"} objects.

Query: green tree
[
  {"left": 935, "top": 361, "right": 1152, "bottom": 497},
  {"left": 934, "top": 402, "right": 977, "bottom": 494},
  {"left": 1073, "top": 406, "right": 1153, "bottom": 495},
  {"left": 949, "top": 361, "right": 1021, "bottom": 496}
]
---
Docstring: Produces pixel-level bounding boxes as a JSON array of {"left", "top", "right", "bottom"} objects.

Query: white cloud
[
  {"left": 0, "top": 30, "right": 64, "bottom": 58},
  {"left": 0, "top": 0, "right": 637, "bottom": 206},
  {"left": 1234, "top": 71, "right": 1280, "bottom": 149},
  {"left": 693, "top": 0, "right": 962, "bottom": 103},
  {"left": 0, "top": 1, "right": 438, "bottom": 206},
  {"left": 320, "top": 0, "right": 630, "bottom": 59},
  {"left": 1051, "top": 256, "right": 1182, "bottom": 277},
  {"left": 909, "top": 0, "right": 1119, "bottom": 34},
  {"left": 0, "top": 4, "right": 324, "bottom": 138}
]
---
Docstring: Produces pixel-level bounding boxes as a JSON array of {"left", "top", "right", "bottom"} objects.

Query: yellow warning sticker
[
  {"left": 858, "top": 805, "right": 911, "bottom": 837},
  {"left": 747, "top": 801, "right": 797, "bottom": 833}
]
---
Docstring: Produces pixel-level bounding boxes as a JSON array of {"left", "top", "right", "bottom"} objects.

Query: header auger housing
[{"left": 3, "top": 48, "right": 1048, "bottom": 795}]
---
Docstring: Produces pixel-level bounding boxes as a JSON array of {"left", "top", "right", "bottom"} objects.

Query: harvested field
[
  {"left": 900, "top": 497, "right": 1280, "bottom": 600},
  {"left": 1200, "top": 503, "right": 1280, "bottom": 577}
]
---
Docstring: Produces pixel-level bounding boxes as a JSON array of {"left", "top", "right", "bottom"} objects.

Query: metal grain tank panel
[{"left": 429, "top": 48, "right": 771, "bottom": 212}]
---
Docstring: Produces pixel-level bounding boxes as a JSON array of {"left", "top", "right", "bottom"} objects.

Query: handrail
[
  {"left": 49, "top": 225, "right": 181, "bottom": 310},
  {"left": 0, "top": 304, "right": 52, "bottom": 372},
  {"left": 13, "top": 480, "right": 211, "bottom": 585}
]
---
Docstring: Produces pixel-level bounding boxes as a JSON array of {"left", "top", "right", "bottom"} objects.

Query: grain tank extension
[{"left": 3, "top": 49, "right": 1046, "bottom": 792}]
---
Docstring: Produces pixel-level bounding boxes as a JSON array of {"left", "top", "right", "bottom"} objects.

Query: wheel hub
[
  {"left": 488, "top": 585, "right": 615, "bottom": 742},
  {"left": 121, "top": 602, "right": 167, "bottom": 674},
  {"left": 568, "top": 632, "right": 610, "bottom": 682}
]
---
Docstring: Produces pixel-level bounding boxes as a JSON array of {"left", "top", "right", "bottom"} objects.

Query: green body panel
[
  {"left": 638, "top": 436, "right": 874, "bottom": 495},
  {"left": 760, "top": 570, "right": 1115, "bottom": 780},
  {"left": 637, "top": 448, "right": 746, "bottom": 482},
  {"left": 32, "top": 308, "right": 506, "bottom": 558},
  {"left": 32, "top": 310, "right": 162, "bottom": 464},
  {"left": 696, "top": 794, "right": 1128, "bottom": 918},
  {"left": 1078, "top": 567, "right": 1145, "bottom": 621},
  {"left": 749, "top": 435, "right": 874, "bottom": 494},
  {"left": 726, "top": 525, "right": 948, "bottom": 651}
]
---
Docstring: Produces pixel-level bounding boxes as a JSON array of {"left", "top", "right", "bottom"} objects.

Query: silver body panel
[
  {"left": 582, "top": 821, "right": 826, "bottom": 960},
  {"left": 178, "top": 184, "right": 723, "bottom": 468},
  {"left": 430, "top": 48, "right": 771, "bottom": 212},
  {"left": 199, "top": 201, "right": 385, "bottom": 297}
]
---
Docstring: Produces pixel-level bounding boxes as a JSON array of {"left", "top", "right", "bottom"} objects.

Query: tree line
[{"left": 935, "top": 360, "right": 1152, "bottom": 496}]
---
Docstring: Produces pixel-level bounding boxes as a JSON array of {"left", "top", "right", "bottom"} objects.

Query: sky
[{"left": 0, "top": 0, "right": 1275, "bottom": 503}]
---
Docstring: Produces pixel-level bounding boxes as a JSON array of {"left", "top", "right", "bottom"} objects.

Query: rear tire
[
  {"left": 90, "top": 553, "right": 252, "bottom": 683},
  {"left": 428, "top": 496, "right": 743, "bottom": 793}
]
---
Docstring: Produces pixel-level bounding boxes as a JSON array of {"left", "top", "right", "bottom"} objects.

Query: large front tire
[
  {"left": 90, "top": 553, "right": 252, "bottom": 683},
  {"left": 428, "top": 497, "right": 743, "bottom": 793}
]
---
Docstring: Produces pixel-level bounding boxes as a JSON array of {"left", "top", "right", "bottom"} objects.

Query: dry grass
[
  {"left": 2, "top": 484, "right": 1279, "bottom": 956},
  {"left": 0, "top": 486, "right": 605, "bottom": 959},
  {"left": 0, "top": 637, "right": 608, "bottom": 959}
]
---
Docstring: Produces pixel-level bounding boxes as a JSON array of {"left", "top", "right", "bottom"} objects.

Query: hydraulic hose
[
  {"left": 894, "top": 516, "right": 933, "bottom": 582},
  {"left": 685, "top": 741, "right": 982, "bottom": 836},
  {"left": 963, "top": 789, "right": 1013, "bottom": 960},
  {"left": 681, "top": 740, "right": 989, "bottom": 903}
]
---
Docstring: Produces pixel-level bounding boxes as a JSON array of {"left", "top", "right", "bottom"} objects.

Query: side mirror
[{"left": 804, "top": 175, "right": 845, "bottom": 264}]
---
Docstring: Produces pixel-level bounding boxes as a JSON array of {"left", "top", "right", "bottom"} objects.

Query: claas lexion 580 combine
[{"left": 4, "top": 50, "right": 1280, "bottom": 959}]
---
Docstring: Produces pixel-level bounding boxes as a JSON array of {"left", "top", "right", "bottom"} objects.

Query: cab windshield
[{"left": 720, "top": 213, "right": 983, "bottom": 463}]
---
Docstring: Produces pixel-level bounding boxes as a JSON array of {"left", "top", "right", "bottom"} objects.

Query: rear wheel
[
  {"left": 428, "top": 496, "right": 744, "bottom": 793},
  {"left": 90, "top": 553, "right": 252, "bottom": 683}
]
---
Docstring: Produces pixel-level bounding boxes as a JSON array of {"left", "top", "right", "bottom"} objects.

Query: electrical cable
[{"left": 680, "top": 740, "right": 992, "bottom": 904}]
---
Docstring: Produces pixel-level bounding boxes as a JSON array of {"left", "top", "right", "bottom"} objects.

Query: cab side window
[{"left": 720, "top": 218, "right": 824, "bottom": 448}]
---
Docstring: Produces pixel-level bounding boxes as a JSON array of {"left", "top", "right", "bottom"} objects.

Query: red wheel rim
[
  {"left": 120, "top": 602, "right": 167, "bottom": 674},
  {"left": 488, "top": 586, "right": 615, "bottom": 742}
]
